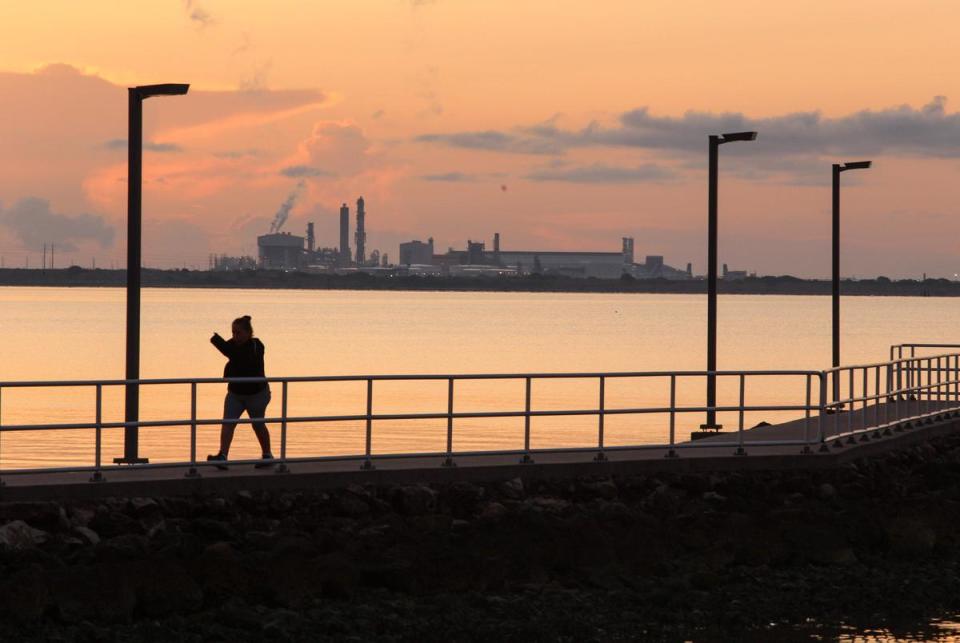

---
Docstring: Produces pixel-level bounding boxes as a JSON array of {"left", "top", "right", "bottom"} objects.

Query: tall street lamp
[
  {"left": 703, "top": 131, "right": 758, "bottom": 431},
  {"left": 831, "top": 160, "right": 871, "bottom": 405},
  {"left": 117, "top": 83, "right": 189, "bottom": 465}
]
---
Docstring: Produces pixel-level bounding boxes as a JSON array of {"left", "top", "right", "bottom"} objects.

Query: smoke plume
[{"left": 269, "top": 181, "right": 305, "bottom": 233}]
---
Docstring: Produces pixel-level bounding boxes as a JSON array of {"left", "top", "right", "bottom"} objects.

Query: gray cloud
[
  {"left": 279, "top": 165, "right": 333, "bottom": 178},
  {"left": 1, "top": 197, "right": 114, "bottom": 251},
  {"left": 415, "top": 131, "right": 561, "bottom": 155},
  {"left": 525, "top": 163, "right": 676, "bottom": 184},
  {"left": 215, "top": 148, "right": 261, "bottom": 159},
  {"left": 418, "top": 97, "right": 960, "bottom": 160},
  {"left": 104, "top": 139, "right": 183, "bottom": 153},
  {"left": 420, "top": 172, "right": 477, "bottom": 182},
  {"left": 184, "top": 0, "right": 214, "bottom": 28}
]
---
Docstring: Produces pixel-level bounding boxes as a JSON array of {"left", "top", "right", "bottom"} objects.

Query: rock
[
  {"left": 334, "top": 491, "right": 371, "bottom": 518},
  {"left": 478, "top": 502, "right": 508, "bottom": 522},
  {"left": 0, "top": 502, "right": 67, "bottom": 532},
  {"left": 49, "top": 564, "right": 137, "bottom": 623},
  {"left": 128, "top": 497, "right": 159, "bottom": 516},
  {"left": 818, "top": 483, "right": 837, "bottom": 500},
  {"left": 702, "top": 491, "right": 727, "bottom": 503},
  {"left": 69, "top": 507, "right": 95, "bottom": 528},
  {"left": 886, "top": 516, "right": 937, "bottom": 557},
  {"left": 194, "top": 542, "right": 246, "bottom": 598},
  {"left": 392, "top": 485, "right": 438, "bottom": 516},
  {"left": 0, "top": 520, "right": 49, "bottom": 550},
  {"left": 499, "top": 477, "right": 525, "bottom": 500},
  {"left": 90, "top": 509, "right": 140, "bottom": 538},
  {"left": 446, "top": 481, "right": 485, "bottom": 517},
  {"left": 96, "top": 533, "right": 148, "bottom": 561},
  {"left": 526, "top": 497, "right": 570, "bottom": 513},
  {"left": 0, "top": 563, "right": 48, "bottom": 621},
  {"left": 193, "top": 518, "right": 234, "bottom": 541},
  {"left": 578, "top": 478, "right": 618, "bottom": 500},
  {"left": 134, "top": 560, "right": 204, "bottom": 617},
  {"left": 74, "top": 526, "right": 100, "bottom": 546}
]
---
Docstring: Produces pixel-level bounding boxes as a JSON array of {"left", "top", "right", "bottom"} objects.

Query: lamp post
[
  {"left": 831, "top": 160, "right": 871, "bottom": 405},
  {"left": 702, "top": 131, "right": 758, "bottom": 430},
  {"left": 117, "top": 83, "right": 189, "bottom": 465}
]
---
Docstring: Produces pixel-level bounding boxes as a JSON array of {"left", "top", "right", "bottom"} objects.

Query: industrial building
[
  {"left": 418, "top": 233, "right": 692, "bottom": 280},
  {"left": 258, "top": 232, "right": 305, "bottom": 270},
  {"left": 399, "top": 238, "right": 434, "bottom": 265}
]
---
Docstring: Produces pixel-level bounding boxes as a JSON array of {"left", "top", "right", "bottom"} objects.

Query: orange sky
[{"left": 0, "top": 1, "right": 958, "bottom": 276}]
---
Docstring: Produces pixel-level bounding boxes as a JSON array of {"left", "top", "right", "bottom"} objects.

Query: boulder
[
  {"left": 392, "top": 485, "right": 439, "bottom": 516},
  {"left": 0, "top": 520, "right": 49, "bottom": 550}
]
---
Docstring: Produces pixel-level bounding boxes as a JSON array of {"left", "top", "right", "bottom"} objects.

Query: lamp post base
[
  {"left": 699, "top": 423, "right": 723, "bottom": 431},
  {"left": 113, "top": 456, "right": 149, "bottom": 465}
]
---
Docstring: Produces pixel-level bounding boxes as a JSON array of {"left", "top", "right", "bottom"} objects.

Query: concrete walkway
[{"left": 1, "top": 399, "right": 958, "bottom": 501}]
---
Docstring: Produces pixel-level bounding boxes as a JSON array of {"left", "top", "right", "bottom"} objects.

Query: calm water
[{"left": 2, "top": 286, "right": 959, "bottom": 469}]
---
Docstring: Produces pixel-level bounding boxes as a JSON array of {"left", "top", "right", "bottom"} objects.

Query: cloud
[
  {"left": 184, "top": 0, "right": 215, "bottom": 29},
  {"left": 297, "top": 122, "right": 373, "bottom": 176},
  {"left": 279, "top": 165, "right": 333, "bottom": 178},
  {"left": 0, "top": 197, "right": 114, "bottom": 251},
  {"left": 417, "top": 97, "right": 960, "bottom": 160},
  {"left": 104, "top": 139, "right": 183, "bottom": 153},
  {"left": 415, "top": 131, "right": 561, "bottom": 155},
  {"left": 524, "top": 163, "right": 676, "bottom": 183},
  {"left": 420, "top": 172, "right": 478, "bottom": 182}
]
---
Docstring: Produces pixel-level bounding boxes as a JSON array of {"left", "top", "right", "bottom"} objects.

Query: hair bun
[{"left": 242, "top": 315, "right": 252, "bottom": 321}]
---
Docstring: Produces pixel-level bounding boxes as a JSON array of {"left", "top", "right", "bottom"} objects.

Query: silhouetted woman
[{"left": 207, "top": 315, "right": 274, "bottom": 469}]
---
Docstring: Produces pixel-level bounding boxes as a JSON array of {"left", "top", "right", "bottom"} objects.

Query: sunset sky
[{"left": 1, "top": 1, "right": 959, "bottom": 277}]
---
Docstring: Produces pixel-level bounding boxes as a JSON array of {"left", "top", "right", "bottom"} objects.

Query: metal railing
[
  {"left": 0, "top": 369, "right": 822, "bottom": 482},
  {"left": 822, "top": 347, "right": 960, "bottom": 445},
  {"left": 0, "top": 345, "right": 958, "bottom": 483}
]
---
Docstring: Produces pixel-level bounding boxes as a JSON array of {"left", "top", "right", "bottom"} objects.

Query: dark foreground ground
[{"left": 4, "top": 436, "right": 960, "bottom": 641}]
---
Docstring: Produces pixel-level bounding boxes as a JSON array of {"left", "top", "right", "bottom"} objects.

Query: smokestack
[
  {"left": 307, "top": 222, "right": 315, "bottom": 254},
  {"left": 622, "top": 237, "right": 634, "bottom": 265},
  {"left": 339, "top": 203, "right": 350, "bottom": 266},
  {"left": 493, "top": 232, "right": 501, "bottom": 266},
  {"left": 354, "top": 196, "right": 366, "bottom": 265}
]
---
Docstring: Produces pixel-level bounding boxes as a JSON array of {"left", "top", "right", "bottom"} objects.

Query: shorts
[{"left": 224, "top": 388, "right": 272, "bottom": 422}]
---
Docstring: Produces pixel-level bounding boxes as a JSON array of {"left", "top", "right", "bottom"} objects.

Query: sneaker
[
  {"left": 206, "top": 453, "right": 228, "bottom": 471},
  {"left": 254, "top": 454, "right": 275, "bottom": 469}
]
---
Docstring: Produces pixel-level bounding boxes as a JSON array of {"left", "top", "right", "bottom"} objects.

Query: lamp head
[
  {"left": 133, "top": 84, "right": 190, "bottom": 99},
  {"left": 840, "top": 160, "right": 872, "bottom": 171},
  {"left": 718, "top": 131, "right": 758, "bottom": 143}
]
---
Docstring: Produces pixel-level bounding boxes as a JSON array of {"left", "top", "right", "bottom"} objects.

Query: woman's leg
[
  {"left": 247, "top": 389, "right": 273, "bottom": 456},
  {"left": 218, "top": 392, "right": 244, "bottom": 457}
]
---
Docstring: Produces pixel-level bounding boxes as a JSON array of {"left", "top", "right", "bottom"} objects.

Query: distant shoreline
[{"left": 0, "top": 267, "right": 956, "bottom": 297}]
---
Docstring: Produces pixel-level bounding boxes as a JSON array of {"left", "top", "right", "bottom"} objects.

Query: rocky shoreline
[{"left": 4, "top": 434, "right": 960, "bottom": 641}]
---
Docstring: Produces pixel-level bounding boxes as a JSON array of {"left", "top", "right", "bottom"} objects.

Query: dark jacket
[{"left": 211, "top": 334, "right": 268, "bottom": 395}]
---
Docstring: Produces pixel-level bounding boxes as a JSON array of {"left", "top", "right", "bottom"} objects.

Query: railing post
[
  {"left": 802, "top": 373, "right": 813, "bottom": 453},
  {"left": 955, "top": 354, "right": 959, "bottom": 406},
  {"left": 90, "top": 384, "right": 105, "bottom": 482},
  {"left": 520, "top": 377, "right": 533, "bottom": 464},
  {"left": 186, "top": 382, "right": 200, "bottom": 478},
  {"left": 361, "top": 378, "right": 375, "bottom": 470},
  {"left": 442, "top": 378, "right": 456, "bottom": 467},
  {"left": 594, "top": 376, "right": 607, "bottom": 462},
  {"left": 276, "top": 380, "right": 291, "bottom": 473},
  {"left": 845, "top": 369, "right": 855, "bottom": 444},
  {"left": 859, "top": 367, "right": 870, "bottom": 442},
  {"left": 665, "top": 375, "right": 677, "bottom": 458},
  {"left": 0, "top": 387, "right": 5, "bottom": 487},
  {"left": 734, "top": 374, "right": 746, "bottom": 456},
  {"left": 818, "top": 372, "right": 830, "bottom": 452}
]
